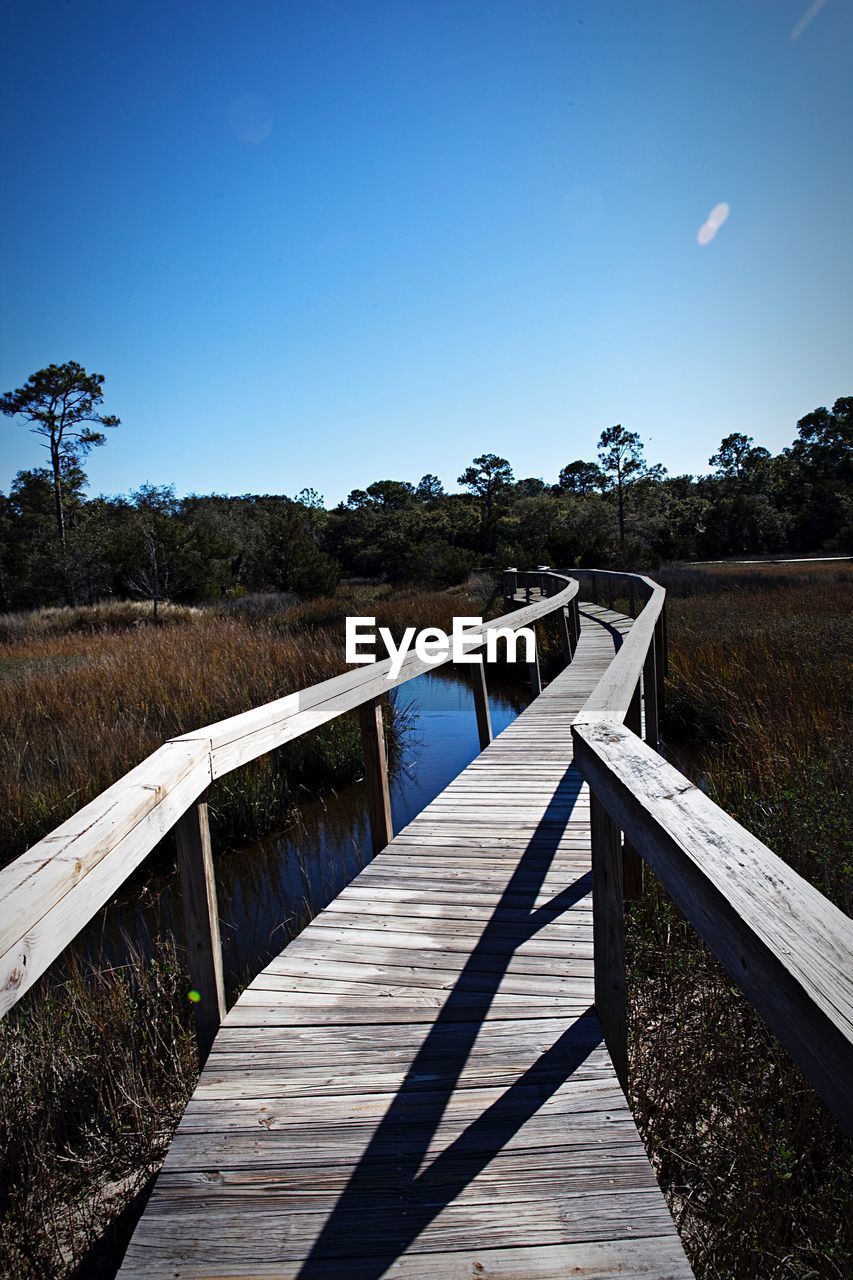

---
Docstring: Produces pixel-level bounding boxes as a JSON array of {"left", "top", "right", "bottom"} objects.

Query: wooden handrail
[
  {"left": 574, "top": 720, "right": 853, "bottom": 1131},
  {"left": 569, "top": 572, "right": 664, "bottom": 725},
  {"left": 0, "top": 571, "right": 578, "bottom": 1033},
  {"left": 568, "top": 567, "right": 853, "bottom": 1134}
]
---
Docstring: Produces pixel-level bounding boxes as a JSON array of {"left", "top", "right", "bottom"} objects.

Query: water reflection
[{"left": 86, "top": 666, "right": 529, "bottom": 998}]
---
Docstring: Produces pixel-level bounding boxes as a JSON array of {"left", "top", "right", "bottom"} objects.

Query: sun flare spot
[{"left": 697, "top": 202, "right": 730, "bottom": 246}]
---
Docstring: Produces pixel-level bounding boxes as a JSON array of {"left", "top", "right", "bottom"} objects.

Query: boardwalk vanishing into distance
[
  {"left": 1, "top": 570, "right": 851, "bottom": 1279},
  {"left": 118, "top": 598, "right": 692, "bottom": 1278}
]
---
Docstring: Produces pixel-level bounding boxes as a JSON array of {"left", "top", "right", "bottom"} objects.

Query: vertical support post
[
  {"left": 527, "top": 624, "right": 542, "bottom": 696},
  {"left": 628, "top": 580, "right": 636, "bottom": 618},
  {"left": 175, "top": 797, "right": 226, "bottom": 1064},
  {"left": 525, "top": 578, "right": 532, "bottom": 604},
  {"left": 591, "top": 790, "right": 628, "bottom": 1093},
  {"left": 503, "top": 567, "right": 517, "bottom": 610},
  {"left": 591, "top": 574, "right": 599, "bottom": 604},
  {"left": 559, "top": 607, "right": 573, "bottom": 662},
  {"left": 468, "top": 650, "right": 492, "bottom": 751},
  {"left": 606, "top": 575, "right": 614, "bottom": 611},
  {"left": 573, "top": 597, "right": 581, "bottom": 649},
  {"left": 621, "top": 682, "right": 644, "bottom": 900},
  {"left": 654, "top": 613, "right": 666, "bottom": 721},
  {"left": 358, "top": 696, "right": 393, "bottom": 855},
  {"left": 643, "top": 635, "right": 659, "bottom": 751}
]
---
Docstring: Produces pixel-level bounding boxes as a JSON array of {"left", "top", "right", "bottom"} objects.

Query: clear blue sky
[{"left": 1, "top": 0, "right": 850, "bottom": 505}]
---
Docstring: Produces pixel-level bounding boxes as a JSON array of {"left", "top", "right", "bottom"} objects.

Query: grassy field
[{"left": 628, "top": 561, "right": 852, "bottom": 1280}]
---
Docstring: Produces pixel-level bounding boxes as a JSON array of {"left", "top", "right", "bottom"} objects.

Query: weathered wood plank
[{"left": 119, "top": 1236, "right": 691, "bottom": 1279}]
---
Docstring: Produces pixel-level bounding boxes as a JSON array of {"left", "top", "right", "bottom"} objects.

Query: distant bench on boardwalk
[{"left": 1, "top": 570, "right": 850, "bottom": 1278}]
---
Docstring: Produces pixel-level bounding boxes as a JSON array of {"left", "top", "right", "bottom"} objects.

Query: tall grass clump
[
  {"left": 0, "top": 938, "right": 197, "bottom": 1279},
  {"left": 627, "top": 563, "right": 852, "bottom": 1279}
]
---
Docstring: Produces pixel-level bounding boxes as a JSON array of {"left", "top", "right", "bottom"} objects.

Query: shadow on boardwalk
[{"left": 298, "top": 763, "right": 600, "bottom": 1278}]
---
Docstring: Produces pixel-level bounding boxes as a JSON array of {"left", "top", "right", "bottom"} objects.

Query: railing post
[
  {"left": 358, "top": 696, "right": 393, "bottom": 855},
  {"left": 591, "top": 790, "right": 628, "bottom": 1092},
  {"left": 606, "top": 575, "right": 614, "bottom": 611},
  {"left": 559, "top": 606, "right": 573, "bottom": 662},
  {"left": 528, "top": 624, "right": 542, "bottom": 696},
  {"left": 591, "top": 574, "right": 599, "bottom": 604},
  {"left": 654, "top": 613, "right": 666, "bottom": 720},
  {"left": 468, "top": 650, "right": 493, "bottom": 751},
  {"left": 643, "top": 635, "right": 659, "bottom": 751},
  {"left": 622, "top": 682, "right": 644, "bottom": 899},
  {"left": 572, "top": 597, "right": 581, "bottom": 649},
  {"left": 628, "top": 580, "right": 636, "bottom": 617},
  {"left": 503, "top": 566, "right": 517, "bottom": 610},
  {"left": 175, "top": 796, "right": 226, "bottom": 1064}
]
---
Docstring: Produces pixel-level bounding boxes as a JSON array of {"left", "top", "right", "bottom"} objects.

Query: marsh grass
[
  {"left": 628, "top": 563, "right": 853, "bottom": 1279},
  {"left": 0, "top": 938, "right": 197, "bottom": 1280}
]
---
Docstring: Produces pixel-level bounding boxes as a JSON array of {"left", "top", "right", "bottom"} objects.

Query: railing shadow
[
  {"left": 579, "top": 604, "right": 625, "bottom": 652},
  {"left": 297, "top": 763, "right": 600, "bottom": 1277}
]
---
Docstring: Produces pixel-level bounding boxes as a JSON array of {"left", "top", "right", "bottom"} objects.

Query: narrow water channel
[{"left": 85, "top": 667, "right": 530, "bottom": 998}]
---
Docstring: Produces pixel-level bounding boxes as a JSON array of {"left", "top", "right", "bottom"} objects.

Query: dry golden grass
[{"left": 0, "top": 938, "right": 197, "bottom": 1279}]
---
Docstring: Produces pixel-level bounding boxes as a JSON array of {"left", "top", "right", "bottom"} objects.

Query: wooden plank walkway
[{"left": 118, "top": 605, "right": 692, "bottom": 1279}]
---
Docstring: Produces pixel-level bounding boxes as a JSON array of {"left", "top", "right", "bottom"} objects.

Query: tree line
[{"left": 1, "top": 362, "right": 850, "bottom": 611}]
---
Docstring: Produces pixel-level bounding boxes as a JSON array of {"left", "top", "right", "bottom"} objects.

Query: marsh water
[{"left": 85, "top": 667, "right": 530, "bottom": 997}]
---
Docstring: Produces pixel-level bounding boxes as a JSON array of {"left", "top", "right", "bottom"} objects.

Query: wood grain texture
[
  {"left": 117, "top": 603, "right": 692, "bottom": 1279},
  {"left": 573, "top": 719, "right": 853, "bottom": 1133},
  {"left": 0, "top": 740, "right": 211, "bottom": 1016}
]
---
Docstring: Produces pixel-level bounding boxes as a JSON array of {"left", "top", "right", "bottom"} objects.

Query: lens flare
[
  {"left": 227, "top": 93, "right": 273, "bottom": 144},
  {"left": 697, "top": 202, "right": 730, "bottom": 246},
  {"left": 791, "top": 0, "right": 828, "bottom": 43}
]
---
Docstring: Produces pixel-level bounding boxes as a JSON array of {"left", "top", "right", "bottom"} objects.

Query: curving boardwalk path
[{"left": 119, "top": 605, "right": 692, "bottom": 1279}]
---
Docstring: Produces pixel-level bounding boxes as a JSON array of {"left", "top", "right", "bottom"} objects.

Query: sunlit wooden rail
[{"left": 1, "top": 566, "right": 851, "bottom": 1278}]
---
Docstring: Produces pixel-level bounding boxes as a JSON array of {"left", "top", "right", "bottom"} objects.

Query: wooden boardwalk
[{"left": 118, "top": 605, "right": 692, "bottom": 1278}]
